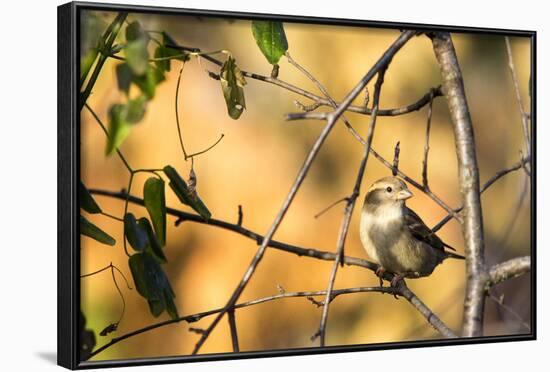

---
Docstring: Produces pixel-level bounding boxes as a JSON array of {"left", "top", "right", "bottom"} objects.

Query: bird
[{"left": 359, "top": 176, "right": 464, "bottom": 287}]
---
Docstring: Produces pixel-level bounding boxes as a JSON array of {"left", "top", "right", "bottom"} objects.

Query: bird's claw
[{"left": 375, "top": 267, "right": 386, "bottom": 287}]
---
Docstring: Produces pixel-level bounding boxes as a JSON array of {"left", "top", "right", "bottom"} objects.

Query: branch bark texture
[{"left": 431, "top": 32, "right": 486, "bottom": 337}]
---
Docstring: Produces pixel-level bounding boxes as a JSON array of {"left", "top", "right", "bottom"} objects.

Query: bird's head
[{"left": 364, "top": 176, "right": 413, "bottom": 210}]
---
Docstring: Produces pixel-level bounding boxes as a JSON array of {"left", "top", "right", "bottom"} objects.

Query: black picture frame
[{"left": 58, "top": 1, "right": 536, "bottom": 369}]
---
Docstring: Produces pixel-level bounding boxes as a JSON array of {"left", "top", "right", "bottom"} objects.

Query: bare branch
[
  {"left": 88, "top": 283, "right": 456, "bottom": 359},
  {"left": 432, "top": 32, "right": 486, "bottom": 337},
  {"left": 431, "top": 155, "right": 529, "bottom": 233},
  {"left": 314, "top": 197, "right": 348, "bottom": 219},
  {"left": 169, "top": 42, "right": 442, "bottom": 118},
  {"left": 486, "top": 256, "right": 531, "bottom": 289},
  {"left": 318, "top": 68, "right": 386, "bottom": 346},
  {"left": 392, "top": 141, "right": 401, "bottom": 176},
  {"left": 504, "top": 37, "right": 531, "bottom": 158},
  {"left": 227, "top": 309, "right": 240, "bottom": 352},
  {"left": 237, "top": 205, "right": 243, "bottom": 226},
  {"left": 422, "top": 92, "right": 434, "bottom": 188},
  {"left": 487, "top": 291, "right": 531, "bottom": 331},
  {"left": 398, "top": 283, "right": 458, "bottom": 338},
  {"left": 188, "top": 30, "right": 416, "bottom": 355}
]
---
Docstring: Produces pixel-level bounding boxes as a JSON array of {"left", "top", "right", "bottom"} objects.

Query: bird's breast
[{"left": 359, "top": 207, "right": 403, "bottom": 264}]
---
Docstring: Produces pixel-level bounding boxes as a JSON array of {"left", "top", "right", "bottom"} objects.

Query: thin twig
[
  {"left": 175, "top": 64, "right": 189, "bottom": 160},
  {"left": 227, "top": 310, "right": 240, "bottom": 352},
  {"left": 392, "top": 141, "right": 401, "bottom": 176},
  {"left": 431, "top": 156, "right": 529, "bottom": 233},
  {"left": 167, "top": 43, "right": 442, "bottom": 118},
  {"left": 87, "top": 283, "right": 455, "bottom": 359},
  {"left": 504, "top": 37, "right": 531, "bottom": 159},
  {"left": 487, "top": 291, "right": 531, "bottom": 332},
  {"left": 422, "top": 92, "right": 434, "bottom": 188},
  {"left": 317, "top": 68, "right": 387, "bottom": 346},
  {"left": 237, "top": 205, "right": 243, "bottom": 226},
  {"left": 187, "top": 30, "right": 416, "bottom": 355},
  {"left": 314, "top": 197, "right": 348, "bottom": 219}
]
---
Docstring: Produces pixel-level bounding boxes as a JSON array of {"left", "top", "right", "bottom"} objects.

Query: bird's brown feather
[{"left": 404, "top": 207, "right": 456, "bottom": 251}]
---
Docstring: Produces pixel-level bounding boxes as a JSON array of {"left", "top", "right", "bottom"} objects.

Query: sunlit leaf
[
  {"left": 124, "top": 21, "right": 150, "bottom": 76},
  {"left": 124, "top": 213, "right": 148, "bottom": 252},
  {"left": 126, "top": 95, "right": 147, "bottom": 123},
  {"left": 163, "top": 165, "right": 211, "bottom": 220},
  {"left": 143, "top": 177, "right": 166, "bottom": 245},
  {"left": 125, "top": 38, "right": 149, "bottom": 76},
  {"left": 80, "top": 215, "right": 115, "bottom": 246},
  {"left": 79, "top": 181, "right": 101, "bottom": 214},
  {"left": 251, "top": 21, "right": 288, "bottom": 64},
  {"left": 220, "top": 56, "right": 246, "bottom": 120},
  {"left": 134, "top": 66, "right": 164, "bottom": 99},
  {"left": 105, "top": 104, "right": 131, "bottom": 155}
]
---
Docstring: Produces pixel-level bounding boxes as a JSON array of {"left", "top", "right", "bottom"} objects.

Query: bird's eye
[{"left": 386, "top": 186, "right": 392, "bottom": 193}]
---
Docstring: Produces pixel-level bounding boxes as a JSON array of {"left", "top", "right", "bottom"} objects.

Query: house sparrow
[{"left": 359, "top": 176, "right": 464, "bottom": 286}]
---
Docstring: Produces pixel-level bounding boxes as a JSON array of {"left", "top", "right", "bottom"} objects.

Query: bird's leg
[
  {"left": 375, "top": 266, "right": 386, "bottom": 287},
  {"left": 390, "top": 274, "right": 404, "bottom": 288}
]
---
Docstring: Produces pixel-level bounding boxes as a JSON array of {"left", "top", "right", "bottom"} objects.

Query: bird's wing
[{"left": 404, "top": 207, "right": 456, "bottom": 251}]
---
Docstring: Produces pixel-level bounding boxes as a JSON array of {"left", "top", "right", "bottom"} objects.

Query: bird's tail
[{"left": 445, "top": 251, "right": 465, "bottom": 260}]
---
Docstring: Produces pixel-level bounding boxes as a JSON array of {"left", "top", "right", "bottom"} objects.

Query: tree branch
[
  {"left": 431, "top": 32, "right": 486, "bottom": 337},
  {"left": 167, "top": 44, "right": 441, "bottom": 118},
  {"left": 88, "top": 282, "right": 457, "bottom": 360},
  {"left": 504, "top": 37, "right": 531, "bottom": 160},
  {"left": 431, "top": 155, "right": 529, "bottom": 233},
  {"left": 318, "top": 68, "right": 386, "bottom": 346},
  {"left": 188, "top": 30, "right": 416, "bottom": 355},
  {"left": 486, "top": 256, "right": 531, "bottom": 289}
]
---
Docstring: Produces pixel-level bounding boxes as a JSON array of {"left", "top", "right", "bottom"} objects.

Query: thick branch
[
  {"left": 432, "top": 32, "right": 486, "bottom": 337},
  {"left": 486, "top": 256, "right": 531, "bottom": 289}
]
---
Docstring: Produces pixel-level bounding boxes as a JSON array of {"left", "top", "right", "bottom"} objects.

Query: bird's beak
[{"left": 396, "top": 189, "right": 413, "bottom": 200}]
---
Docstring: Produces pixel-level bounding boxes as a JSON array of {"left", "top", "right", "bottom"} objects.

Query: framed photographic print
[{"left": 58, "top": 1, "right": 536, "bottom": 369}]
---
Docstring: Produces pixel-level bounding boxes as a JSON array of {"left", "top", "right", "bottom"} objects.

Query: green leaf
[
  {"left": 115, "top": 63, "right": 133, "bottom": 95},
  {"left": 125, "top": 21, "right": 147, "bottom": 42},
  {"left": 106, "top": 104, "right": 132, "bottom": 155},
  {"left": 163, "top": 166, "right": 211, "bottom": 220},
  {"left": 251, "top": 21, "right": 288, "bottom": 64},
  {"left": 143, "top": 177, "right": 166, "bottom": 245},
  {"left": 124, "top": 213, "right": 148, "bottom": 252},
  {"left": 134, "top": 66, "right": 164, "bottom": 99},
  {"left": 80, "top": 215, "right": 115, "bottom": 246},
  {"left": 79, "top": 181, "right": 101, "bottom": 214},
  {"left": 124, "top": 21, "right": 150, "bottom": 76},
  {"left": 128, "top": 252, "right": 178, "bottom": 319},
  {"left": 154, "top": 45, "right": 171, "bottom": 73},
  {"left": 126, "top": 95, "right": 147, "bottom": 123},
  {"left": 128, "top": 252, "right": 162, "bottom": 301},
  {"left": 125, "top": 38, "right": 149, "bottom": 76},
  {"left": 147, "top": 299, "right": 165, "bottom": 317},
  {"left": 220, "top": 56, "right": 246, "bottom": 120},
  {"left": 138, "top": 217, "right": 167, "bottom": 263}
]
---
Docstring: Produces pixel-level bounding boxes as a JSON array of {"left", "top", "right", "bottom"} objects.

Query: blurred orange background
[{"left": 80, "top": 10, "right": 532, "bottom": 361}]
